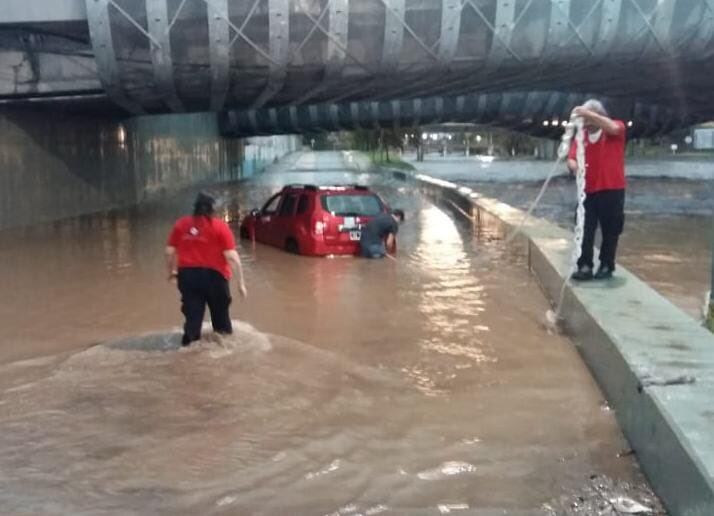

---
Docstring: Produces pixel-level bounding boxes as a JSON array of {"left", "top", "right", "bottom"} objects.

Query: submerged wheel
[{"left": 285, "top": 238, "right": 299, "bottom": 255}]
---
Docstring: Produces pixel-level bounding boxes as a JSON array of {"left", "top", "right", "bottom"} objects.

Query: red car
[{"left": 240, "top": 184, "right": 389, "bottom": 256}]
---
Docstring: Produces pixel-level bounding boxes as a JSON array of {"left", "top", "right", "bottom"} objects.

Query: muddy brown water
[
  {"left": 0, "top": 152, "right": 664, "bottom": 515},
  {"left": 462, "top": 176, "right": 711, "bottom": 320}
]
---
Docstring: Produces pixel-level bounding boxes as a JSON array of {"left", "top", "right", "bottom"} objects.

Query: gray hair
[{"left": 582, "top": 99, "right": 608, "bottom": 116}]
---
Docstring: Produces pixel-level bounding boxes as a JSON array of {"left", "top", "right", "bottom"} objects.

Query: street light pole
[{"left": 704, "top": 231, "right": 714, "bottom": 333}]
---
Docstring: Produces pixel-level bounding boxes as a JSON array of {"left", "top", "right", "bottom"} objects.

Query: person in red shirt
[
  {"left": 567, "top": 99, "right": 626, "bottom": 281},
  {"left": 165, "top": 192, "right": 247, "bottom": 346}
]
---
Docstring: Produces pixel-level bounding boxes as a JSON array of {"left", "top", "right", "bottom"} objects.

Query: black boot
[
  {"left": 572, "top": 266, "right": 593, "bottom": 281},
  {"left": 594, "top": 265, "right": 614, "bottom": 280}
]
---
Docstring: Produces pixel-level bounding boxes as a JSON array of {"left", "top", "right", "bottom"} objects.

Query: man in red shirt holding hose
[
  {"left": 568, "top": 99, "right": 627, "bottom": 281},
  {"left": 165, "top": 193, "right": 248, "bottom": 346}
]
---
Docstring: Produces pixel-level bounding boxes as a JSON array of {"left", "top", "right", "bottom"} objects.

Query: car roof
[{"left": 281, "top": 184, "right": 373, "bottom": 194}]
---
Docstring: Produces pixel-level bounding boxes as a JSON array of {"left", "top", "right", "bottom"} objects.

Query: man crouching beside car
[{"left": 359, "top": 209, "right": 405, "bottom": 259}]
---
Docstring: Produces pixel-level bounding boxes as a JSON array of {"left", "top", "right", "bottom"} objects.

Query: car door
[
  {"left": 294, "top": 193, "right": 311, "bottom": 242},
  {"left": 254, "top": 192, "right": 283, "bottom": 246},
  {"left": 273, "top": 193, "right": 298, "bottom": 247}
]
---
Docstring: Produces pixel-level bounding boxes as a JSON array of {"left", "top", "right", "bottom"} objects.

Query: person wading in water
[{"left": 165, "top": 192, "right": 247, "bottom": 346}]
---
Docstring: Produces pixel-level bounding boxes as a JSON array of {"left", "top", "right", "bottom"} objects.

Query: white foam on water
[
  {"left": 305, "top": 459, "right": 341, "bottom": 480},
  {"left": 438, "top": 503, "right": 470, "bottom": 514},
  {"left": 216, "top": 495, "right": 237, "bottom": 506},
  {"left": 323, "top": 503, "right": 389, "bottom": 516},
  {"left": 417, "top": 461, "right": 478, "bottom": 480},
  {"left": 271, "top": 451, "right": 287, "bottom": 462},
  {"left": 179, "top": 319, "right": 273, "bottom": 358},
  {"left": 460, "top": 437, "right": 481, "bottom": 445}
]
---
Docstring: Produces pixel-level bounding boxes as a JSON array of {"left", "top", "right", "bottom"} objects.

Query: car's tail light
[{"left": 314, "top": 221, "right": 325, "bottom": 235}]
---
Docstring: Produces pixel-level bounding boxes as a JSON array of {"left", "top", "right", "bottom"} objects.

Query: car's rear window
[{"left": 320, "top": 194, "right": 383, "bottom": 216}]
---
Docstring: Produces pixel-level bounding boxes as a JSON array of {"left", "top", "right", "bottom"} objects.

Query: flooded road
[
  {"left": 452, "top": 175, "right": 711, "bottom": 320},
  {"left": 0, "top": 152, "right": 663, "bottom": 515}
]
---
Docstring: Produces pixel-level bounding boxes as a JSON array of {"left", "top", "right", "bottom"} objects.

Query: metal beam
[
  {"left": 2, "top": 0, "right": 87, "bottom": 24},
  {"left": 381, "top": 0, "right": 405, "bottom": 69},
  {"left": 292, "top": 0, "right": 349, "bottom": 106},
  {"left": 652, "top": 0, "right": 678, "bottom": 51},
  {"left": 487, "top": 0, "right": 517, "bottom": 66},
  {"left": 206, "top": 0, "right": 230, "bottom": 111},
  {"left": 438, "top": 0, "right": 462, "bottom": 63},
  {"left": 327, "top": 0, "right": 349, "bottom": 65},
  {"left": 691, "top": 0, "right": 714, "bottom": 55},
  {"left": 544, "top": 0, "right": 572, "bottom": 61},
  {"left": 350, "top": 102, "right": 361, "bottom": 129},
  {"left": 219, "top": 92, "right": 687, "bottom": 137},
  {"left": 146, "top": 0, "right": 184, "bottom": 112},
  {"left": 593, "top": 0, "right": 622, "bottom": 57},
  {"left": 252, "top": 0, "right": 290, "bottom": 109},
  {"left": 85, "top": 0, "right": 144, "bottom": 114}
]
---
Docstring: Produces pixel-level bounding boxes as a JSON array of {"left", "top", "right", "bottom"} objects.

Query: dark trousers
[
  {"left": 577, "top": 189, "right": 625, "bottom": 271},
  {"left": 177, "top": 267, "right": 232, "bottom": 345}
]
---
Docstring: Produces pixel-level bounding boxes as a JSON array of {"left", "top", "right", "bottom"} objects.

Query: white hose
[
  {"left": 503, "top": 115, "right": 584, "bottom": 247},
  {"left": 498, "top": 113, "right": 586, "bottom": 330},
  {"left": 546, "top": 115, "right": 587, "bottom": 329}
]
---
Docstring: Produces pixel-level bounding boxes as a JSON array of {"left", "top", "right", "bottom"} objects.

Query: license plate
[{"left": 349, "top": 231, "right": 361, "bottom": 241}]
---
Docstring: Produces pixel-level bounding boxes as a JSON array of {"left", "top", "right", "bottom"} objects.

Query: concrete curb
[{"left": 397, "top": 169, "right": 714, "bottom": 516}]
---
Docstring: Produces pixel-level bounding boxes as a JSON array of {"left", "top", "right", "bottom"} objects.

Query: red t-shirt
[
  {"left": 568, "top": 120, "right": 627, "bottom": 193},
  {"left": 167, "top": 216, "right": 236, "bottom": 279}
]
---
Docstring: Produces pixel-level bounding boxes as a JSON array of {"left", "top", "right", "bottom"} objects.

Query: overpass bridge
[{"left": 2, "top": 0, "right": 714, "bottom": 133}]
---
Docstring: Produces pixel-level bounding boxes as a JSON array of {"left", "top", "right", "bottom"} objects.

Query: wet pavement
[
  {"left": 0, "top": 152, "right": 665, "bottom": 515},
  {"left": 407, "top": 156, "right": 713, "bottom": 320}
]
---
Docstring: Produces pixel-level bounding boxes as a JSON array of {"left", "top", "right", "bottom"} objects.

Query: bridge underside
[
  {"left": 2, "top": 0, "right": 714, "bottom": 133},
  {"left": 218, "top": 91, "right": 686, "bottom": 138}
]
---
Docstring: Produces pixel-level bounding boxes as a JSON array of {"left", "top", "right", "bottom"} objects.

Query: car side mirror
[{"left": 250, "top": 209, "right": 260, "bottom": 217}]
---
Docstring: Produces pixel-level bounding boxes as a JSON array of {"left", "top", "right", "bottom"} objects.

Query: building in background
[{"left": 693, "top": 124, "right": 714, "bottom": 150}]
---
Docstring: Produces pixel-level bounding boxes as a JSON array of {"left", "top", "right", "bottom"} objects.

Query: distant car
[{"left": 240, "top": 184, "right": 389, "bottom": 256}]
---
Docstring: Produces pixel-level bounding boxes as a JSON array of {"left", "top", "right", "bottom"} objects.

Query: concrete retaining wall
[
  {"left": 0, "top": 109, "right": 132, "bottom": 228},
  {"left": 409, "top": 171, "right": 714, "bottom": 516},
  {"left": 0, "top": 109, "right": 300, "bottom": 229},
  {"left": 125, "top": 112, "right": 242, "bottom": 202},
  {"left": 242, "top": 136, "right": 301, "bottom": 179}
]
